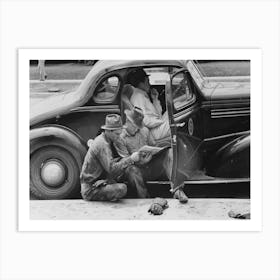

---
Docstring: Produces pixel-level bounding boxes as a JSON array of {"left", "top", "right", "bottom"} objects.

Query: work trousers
[
  {"left": 124, "top": 149, "right": 173, "bottom": 198},
  {"left": 81, "top": 181, "right": 127, "bottom": 202}
]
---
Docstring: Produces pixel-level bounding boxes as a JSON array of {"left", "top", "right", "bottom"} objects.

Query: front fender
[
  {"left": 208, "top": 133, "right": 250, "bottom": 178},
  {"left": 30, "top": 125, "right": 88, "bottom": 169}
]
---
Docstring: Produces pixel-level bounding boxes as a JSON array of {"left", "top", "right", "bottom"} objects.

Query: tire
[{"left": 30, "top": 146, "right": 80, "bottom": 199}]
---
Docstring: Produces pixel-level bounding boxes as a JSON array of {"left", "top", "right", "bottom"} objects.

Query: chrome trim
[
  {"left": 184, "top": 178, "right": 250, "bottom": 185},
  {"left": 70, "top": 105, "right": 120, "bottom": 113},
  {"left": 146, "top": 178, "right": 250, "bottom": 185},
  {"left": 203, "top": 131, "right": 250, "bottom": 143},
  {"left": 211, "top": 107, "right": 250, "bottom": 118},
  {"left": 173, "top": 104, "right": 198, "bottom": 122}
]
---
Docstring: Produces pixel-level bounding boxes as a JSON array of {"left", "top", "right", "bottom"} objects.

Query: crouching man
[
  {"left": 80, "top": 114, "right": 140, "bottom": 201},
  {"left": 116, "top": 106, "right": 189, "bottom": 203}
]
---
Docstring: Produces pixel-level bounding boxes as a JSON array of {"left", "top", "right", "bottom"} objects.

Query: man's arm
[
  {"left": 97, "top": 144, "right": 134, "bottom": 178},
  {"left": 131, "top": 92, "right": 163, "bottom": 129},
  {"left": 146, "top": 128, "right": 156, "bottom": 146},
  {"left": 114, "top": 134, "right": 131, "bottom": 157}
]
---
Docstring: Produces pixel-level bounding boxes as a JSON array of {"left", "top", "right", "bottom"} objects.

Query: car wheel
[{"left": 30, "top": 146, "right": 80, "bottom": 199}]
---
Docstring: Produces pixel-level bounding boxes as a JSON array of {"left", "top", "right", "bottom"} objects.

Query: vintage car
[{"left": 30, "top": 60, "right": 250, "bottom": 199}]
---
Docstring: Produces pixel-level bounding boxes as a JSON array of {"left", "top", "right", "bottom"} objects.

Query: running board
[{"left": 147, "top": 178, "right": 250, "bottom": 185}]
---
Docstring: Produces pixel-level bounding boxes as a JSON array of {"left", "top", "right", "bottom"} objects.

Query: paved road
[{"left": 30, "top": 198, "right": 250, "bottom": 220}]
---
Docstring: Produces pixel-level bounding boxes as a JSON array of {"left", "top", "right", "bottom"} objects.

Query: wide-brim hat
[
  {"left": 101, "top": 114, "right": 123, "bottom": 130},
  {"left": 124, "top": 106, "right": 144, "bottom": 128}
]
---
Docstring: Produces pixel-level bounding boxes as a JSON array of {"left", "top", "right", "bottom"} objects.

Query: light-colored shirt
[
  {"left": 80, "top": 133, "right": 133, "bottom": 185},
  {"left": 130, "top": 87, "right": 164, "bottom": 129}
]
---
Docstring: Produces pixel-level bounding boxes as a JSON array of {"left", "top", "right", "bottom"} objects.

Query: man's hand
[
  {"left": 130, "top": 152, "right": 140, "bottom": 162},
  {"left": 138, "top": 151, "right": 152, "bottom": 165},
  {"left": 150, "top": 88, "right": 159, "bottom": 101}
]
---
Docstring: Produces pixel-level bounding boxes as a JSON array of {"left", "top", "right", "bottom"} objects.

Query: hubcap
[{"left": 41, "top": 159, "right": 66, "bottom": 187}]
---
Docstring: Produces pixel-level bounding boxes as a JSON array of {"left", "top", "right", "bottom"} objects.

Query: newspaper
[
  {"left": 138, "top": 145, "right": 168, "bottom": 156},
  {"left": 136, "top": 145, "right": 169, "bottom": 165}
]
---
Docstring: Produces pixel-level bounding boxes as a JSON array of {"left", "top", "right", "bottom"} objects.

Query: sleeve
[
  {"left": 97, "top": 143, "right": 133, "bottom": 178},
  {"left": 151, "top": 89, "right": 163, "bottom": 116},
  {"left": 131, "top": 92, "right": 164, "bottom": 129},
  {"left": 114, "top": 135, "right": 131, "bottom": 157},
  {"left": 142, "top": 127, "right": 156, "bottom": 146},
  {"left": 130, "top": 92, "right": 146, "bottom": 112},
  {"left": 143, "top": 116, "right": 164, "bottom": 129},
  {"left": 147, "top": 129, "right": 156, "bottom": 146},
  {"left": 80, "top": 147, "right": 98, "bottom": 184}
]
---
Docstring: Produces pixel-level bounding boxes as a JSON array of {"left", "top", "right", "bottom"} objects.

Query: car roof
[{"left": 93, "top": 60, "right": 186, "bottom": 72}]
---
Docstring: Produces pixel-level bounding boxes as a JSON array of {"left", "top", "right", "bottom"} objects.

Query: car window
[
  {"left": 172, "top": 73, "right": 194, "bottom": 110},
  {"left": 93, "top": 76, "right": 120, "bottom": 103},
  {"left": 144, "top": 67, "right": 170, "bottom": 85}
]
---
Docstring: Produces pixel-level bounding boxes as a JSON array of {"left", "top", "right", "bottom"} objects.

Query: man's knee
[
  {"left": 108, "top": 183, "right": 127, "bottom": 201},
  {"left": 115, "top": 183, "right": 127, "bottom": 198},
  {"left": 125, "top": 165, "right": 142, "bottom": 176}
]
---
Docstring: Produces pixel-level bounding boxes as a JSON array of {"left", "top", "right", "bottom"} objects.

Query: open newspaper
[
  {"left": 138, "top": 145, "right": 169, "bottom": 155},
  {"left": 137, "top": 145, "right": 170, "bottom": 164}
]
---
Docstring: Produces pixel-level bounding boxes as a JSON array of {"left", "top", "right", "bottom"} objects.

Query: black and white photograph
[
  {"left": 23, "top": 52, "right": 259, "bottom": 225},
  {"left": 2, "top": 1, "right": 280, "bottom": 279}
]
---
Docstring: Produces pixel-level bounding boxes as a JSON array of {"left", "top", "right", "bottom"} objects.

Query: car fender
[
  {"left": 30, "top": 125, "right": 88, "bottom": 169},
  {"left": 208, "top": 133, "right": 250, "bottom": 178}
]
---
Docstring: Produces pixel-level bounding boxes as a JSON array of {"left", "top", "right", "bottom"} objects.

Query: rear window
[
  {"left": 144, "top": 67, "right": 169, "bottom": 85},
  {"left": 93, "top": 75, "right": 120, "bottom": 103},
  {"left": 194, "top": 60, "right": 250, "bottom": 77}
]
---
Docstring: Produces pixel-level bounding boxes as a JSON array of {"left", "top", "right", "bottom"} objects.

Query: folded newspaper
[{"left": 138, "top": 145, "right": 169, "bottom": 156}]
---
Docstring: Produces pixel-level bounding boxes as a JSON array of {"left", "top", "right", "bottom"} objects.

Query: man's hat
[
  {"left": 125, "top": 106, "right": 144, "bottom": 128},
  {"left": 127, "top": 68, "right": 150, "bottom": 86},
  {"left": 101, "top": 114, "right": 123, "bottom": 130}
]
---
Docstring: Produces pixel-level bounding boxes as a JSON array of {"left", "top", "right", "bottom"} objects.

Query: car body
[{"left": 30, "top": 60, "right": 250, "bottom": 199}]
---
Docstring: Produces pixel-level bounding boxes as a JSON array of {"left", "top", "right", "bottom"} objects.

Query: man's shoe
[{"left": 173, "top": 189, "right": 188, "bottom": 203}]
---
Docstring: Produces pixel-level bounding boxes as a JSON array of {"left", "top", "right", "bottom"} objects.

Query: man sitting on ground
[{"left": 80, "top": 114, "right": 141, "bottom": 201}]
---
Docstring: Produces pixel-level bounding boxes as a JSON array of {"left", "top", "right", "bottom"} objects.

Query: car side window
[
  {"left": 172, "top": 72, "right": 194, "bottom": 110},
  {"left": 93, "top": 76, "right": 120, "bottom": 103}
]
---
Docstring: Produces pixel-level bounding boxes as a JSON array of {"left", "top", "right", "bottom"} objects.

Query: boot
[{"left": 173, "top": 189, "right": 188, "bottom": 203}]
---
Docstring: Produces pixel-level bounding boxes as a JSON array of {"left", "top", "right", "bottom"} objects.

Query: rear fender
[
  {"left": 30, "top": 125, "right": 88, "bottom": 169},
  {"left": 207, "top": 133, "right": 250, "bottom": 178}
]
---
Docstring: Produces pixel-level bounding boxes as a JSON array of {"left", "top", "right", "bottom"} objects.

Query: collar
[
  {"left": 135, "top": 87, "right": 149, "bottom": 98},
  {"left": 124, "top": 127, "right": 140, "bottom": 137},
  {"left": 101, "top": 132, "right": 110, "bottom": 144}
]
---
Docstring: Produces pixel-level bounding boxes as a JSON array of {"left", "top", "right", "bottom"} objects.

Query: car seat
[{"left": 121, "top": 84, "right": 134, "bottom": 111}]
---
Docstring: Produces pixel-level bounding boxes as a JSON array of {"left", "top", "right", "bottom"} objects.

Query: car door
[
  {"left": 57, "top": 74, "right": 122, "bottom": 142},
  {"left": 165, "top": 70, "right": 204, "bottom": 188}
]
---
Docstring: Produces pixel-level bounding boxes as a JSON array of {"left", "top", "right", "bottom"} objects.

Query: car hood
[
  {"left": 30, "top": 90, "right": 84, "bottom": 126},
  {"left": 202, "top": 78, "right": 250, "bottom": 101},
  {"left": 186, "top": 60, "right": 250, "bottom": 101}
]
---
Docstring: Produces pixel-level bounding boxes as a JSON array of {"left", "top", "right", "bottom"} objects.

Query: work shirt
[
  {"left": 130, "top": 87, "right": 164, "bottom": 129},
  {"left": 80, "top": 133, "right": 133, "bottom": 185},
  {"left": 116, "top": 126, "right": 156, "bottom": 157}
]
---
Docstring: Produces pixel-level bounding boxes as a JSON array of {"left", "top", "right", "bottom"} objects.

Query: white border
[{"left": 19, "top": 49, "right": 262, "bottom": 231}]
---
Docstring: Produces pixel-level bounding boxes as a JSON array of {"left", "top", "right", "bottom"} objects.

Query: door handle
[{"left": 170, "top": 122, "right": 185, "bottom": 128}]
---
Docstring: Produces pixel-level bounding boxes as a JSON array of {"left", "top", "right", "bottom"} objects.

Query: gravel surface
[{"left": 30, "top": 199, "right": 250, "bottom": 220}]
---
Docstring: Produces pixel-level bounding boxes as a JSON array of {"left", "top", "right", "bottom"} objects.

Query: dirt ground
[{"left": 30, "top": 199, "right": 250, "bottom": 220}]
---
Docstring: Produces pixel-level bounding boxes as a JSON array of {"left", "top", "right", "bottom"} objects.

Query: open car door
[{"left": 165, "top": 69, "right": 203, "bottom": 191}]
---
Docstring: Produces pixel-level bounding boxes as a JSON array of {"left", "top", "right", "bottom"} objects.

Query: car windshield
[{"left": 194, "top": 60, "right": 250, "bottom": 77}]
